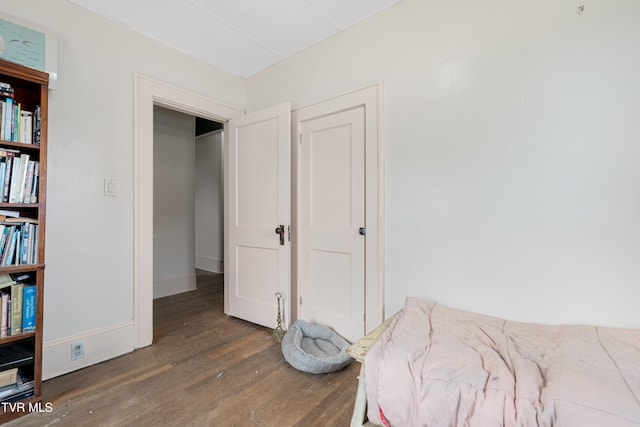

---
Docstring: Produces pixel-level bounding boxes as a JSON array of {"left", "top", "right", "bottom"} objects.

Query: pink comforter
[{"left": 365, "top": 297, "right": 640, "bottom": 427}]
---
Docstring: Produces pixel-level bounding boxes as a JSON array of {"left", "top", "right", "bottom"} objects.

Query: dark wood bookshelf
[
  {"left": 0, "top": 332, "right": 36, "bottom": 346},
  {"left": 0, "top": 141, "right": 40, "bottom": 152},
  {"left": 0, "top": 58, "right": 48, "bottom": 424}
]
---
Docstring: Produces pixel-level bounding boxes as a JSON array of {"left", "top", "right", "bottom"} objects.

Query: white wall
[
  {"left": 4, "top": 0, "right": 639, "bottom": 380},
  {"left": 247, "top": 0, "right": 640, "bottom": 328},
  {"left": 0, "top": 0, "right": 244, "bottom": 378},
  {"left": 153, "top": 106, "right": 196, "bottom": 298},
  {"left": 195, "top": 130, "right": 224, "bottom": 273}
]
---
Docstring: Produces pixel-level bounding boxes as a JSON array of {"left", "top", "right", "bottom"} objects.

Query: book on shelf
[
  {"left": 20, "top": 161, "right": 34, "bottom": 204},
  {"left": 0, "top": 367, "right": 18, "bottom": 388},
  {"left": 0, "top": 210, "right": 19, "bottom": 218},
  {"left": 0, "top": 102, "right": 4, "bottom": 141},
  {"left": 0, "top": 274, "right": 12, "bottom": 338},
  {"left": 20, "top": 111, "right": 32, "bottom": 145},
  {"left": 0, "top": 369, "right": 34, "bottom": 402},
  {"left": 19, "top": 223, "right": 36, "bottom": 265},
  {"left": 0, "top": 274, "right": 13, "bottom": 286},
  {"left": 3, "top": 217, "right": 37, "bottom": 224},
  {"left": 33, "top": 105, "right": 41, "bottom": 145},
  {"left": 0, "top": 291, "right": 8, "bottom": 337},
  {"left": 0, "top": 150, "right": 39, "bottom": 204},
  {"left": 0, "top": 91, "right": 14, "bottom": 100},
  {"left": 0, "top": 162, "right": 4, "bottom": 198},
  {"left": 13, "top": 102, "right": 20, "bottom": 143},
  {"left": 32, "top": 225, "right": 38, "bottom": 265},
  {"left": 21, "top": 284, "right": 36, "bottom": 333},
  {"left": 0, "top": 278, "right": 21, "bottom": 336},
  {"left": 0, "top": 95, "right": 39, "bottom": 145},
  {"left": 0, "top": 274, "right": 36, "bottom": 338},
  {"left": 2, "top": 98, "right": 12, "bottom": 142},
  {"left": 8, "top": 154, "right": 28, "bottom": 203},
  {"left": 0, "top": 226, "right": 10, "bottom": 263},
  {"left": 16, "top": 155, "right": 29, "bottom": 204},
  {"left": 9, "top": 283, "right": 23, "bottom": 336},
  {"left": 0, "top": 151, "right": 14, "bottom": 203},
  {"left": 1, "top": 227, "right": 14, "bottom": 266},
  {"left": 0, "top": 82, "right": 14, "bottom": 99},
  {"left": 1, "top": 228, "right": 18, "bottom": 266},
  {"left": 0, "top": 221, "right": 38, "bottom": 266},
  {"left": 20, "top": 225, "right": 28, "bottom": 265},
  {"left": 0, "top": 343, "right": 34, "bottom": 401},
  {"left": 29, "top": 162, "right": 39, "bottom": 204}
]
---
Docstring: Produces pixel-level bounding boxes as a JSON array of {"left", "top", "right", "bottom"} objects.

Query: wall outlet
[{"left": 71, "top": 342, "right": 85, "bottom": 361}]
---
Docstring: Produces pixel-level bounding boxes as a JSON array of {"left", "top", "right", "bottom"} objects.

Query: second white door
[{"left": 298, "top": 106, "right": 366, "bottom": 343}]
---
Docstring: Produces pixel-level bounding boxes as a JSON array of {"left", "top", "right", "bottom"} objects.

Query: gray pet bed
[{"left": 281, "top": 320, "right": 351, "bottom": 374}]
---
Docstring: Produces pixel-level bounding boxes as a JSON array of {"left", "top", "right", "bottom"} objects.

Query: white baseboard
[
  {"left": 195, "top": 256, "right": 223, "bottom": 273},
  {"left": 43, "top": 321, "right": 134, "bottom": 380},
  {"left": 153, "top": 273, "right": 197, "bottom": 299}
]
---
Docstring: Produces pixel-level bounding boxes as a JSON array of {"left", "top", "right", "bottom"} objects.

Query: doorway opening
[
  {"left": 152, "top": 107, "right": 224, "bottom": 301},
  {"left": 134, "top": 73, "right": 243, "bottom": 348},
  {"left": 134, "top": 76, "right": 384, "bottom": 349}
]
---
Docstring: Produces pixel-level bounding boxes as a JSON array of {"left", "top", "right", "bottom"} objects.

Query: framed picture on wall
[{"left": 0, "top": 12, "right": 58, "bottom": 89}]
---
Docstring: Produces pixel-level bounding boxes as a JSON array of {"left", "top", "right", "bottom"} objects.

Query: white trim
[
  {"left": 133, "top": 73, "right": 242, "bottom": 349},
  {"left": 153, "top": 273, "right": 197, "bottom": 299},
  {"left": 374, "top": 82, "right": 385, "bottom": 333},
  {"left": 195, "top": 256, "right": 224, "bottom": 273},
  {"left": 43, "top": 321, "right": 134, "bottom": 380},
  {"left": 292, "top": 82, "right": 385, "bottom": 334}
]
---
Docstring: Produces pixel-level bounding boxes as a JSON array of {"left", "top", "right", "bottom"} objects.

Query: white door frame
[
  {"left": 134, "top": 77, "right": 385, "bottom": 347},
  {"left": 133, "top": 74, "right": 242, "bottom": 348},
  {"left": 292, "top": 82, "right": 385, "bottom": 334}
]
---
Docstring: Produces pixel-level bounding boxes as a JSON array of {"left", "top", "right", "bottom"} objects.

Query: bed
[{"left": 348, "top": 297, "right": 640, "bottom": 427}]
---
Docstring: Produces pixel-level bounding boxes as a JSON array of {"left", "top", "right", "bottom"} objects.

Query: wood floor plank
[{"left": 4, "top": 271, "right": 360, "bottom": 426}]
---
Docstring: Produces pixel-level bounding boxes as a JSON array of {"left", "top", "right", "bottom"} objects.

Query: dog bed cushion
[{"left": 281, "top": 320, "right": 351, "bottom": 374}]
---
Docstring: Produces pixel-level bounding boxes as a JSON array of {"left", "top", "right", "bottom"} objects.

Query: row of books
[
  {"left": 0, "top": 81, "right": 42, "bottom": 144},
  {"left": 0, "top": 150, "right": 39, "bottom": 204},
  {"left": 0, "top": 273, "right": 36, "bottom": 337},
  {"left": 0, "top": 221, "right": 38, "bottom": 267}
]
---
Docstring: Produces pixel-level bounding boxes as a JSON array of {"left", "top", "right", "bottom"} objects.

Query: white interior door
[
  {"left": 226, "top": 103, "right": 291, "bottom": 329},
  {"left": 299, "top": 106, "right": 366, "bottom": 343}
]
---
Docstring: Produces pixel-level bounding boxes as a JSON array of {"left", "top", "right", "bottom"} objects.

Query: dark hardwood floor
[{"left": 6, "top": 272, "right": 360, "bottom": 426}]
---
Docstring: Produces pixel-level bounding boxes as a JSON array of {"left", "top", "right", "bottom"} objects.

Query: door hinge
[
  {"left": 299, "top": 296, "right": 302, "bottom": 306},
  {"left": 359, "top": 227, "right": 367, "bottom": 236}
]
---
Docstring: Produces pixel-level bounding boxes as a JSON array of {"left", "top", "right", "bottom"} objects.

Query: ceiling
[{"left": 67, "top": 0, "right": 405, "bottom": 78}]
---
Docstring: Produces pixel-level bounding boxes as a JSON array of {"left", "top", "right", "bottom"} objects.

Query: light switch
[{"left": 104, "top": 179, "right": 117, "bottom": 197}]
